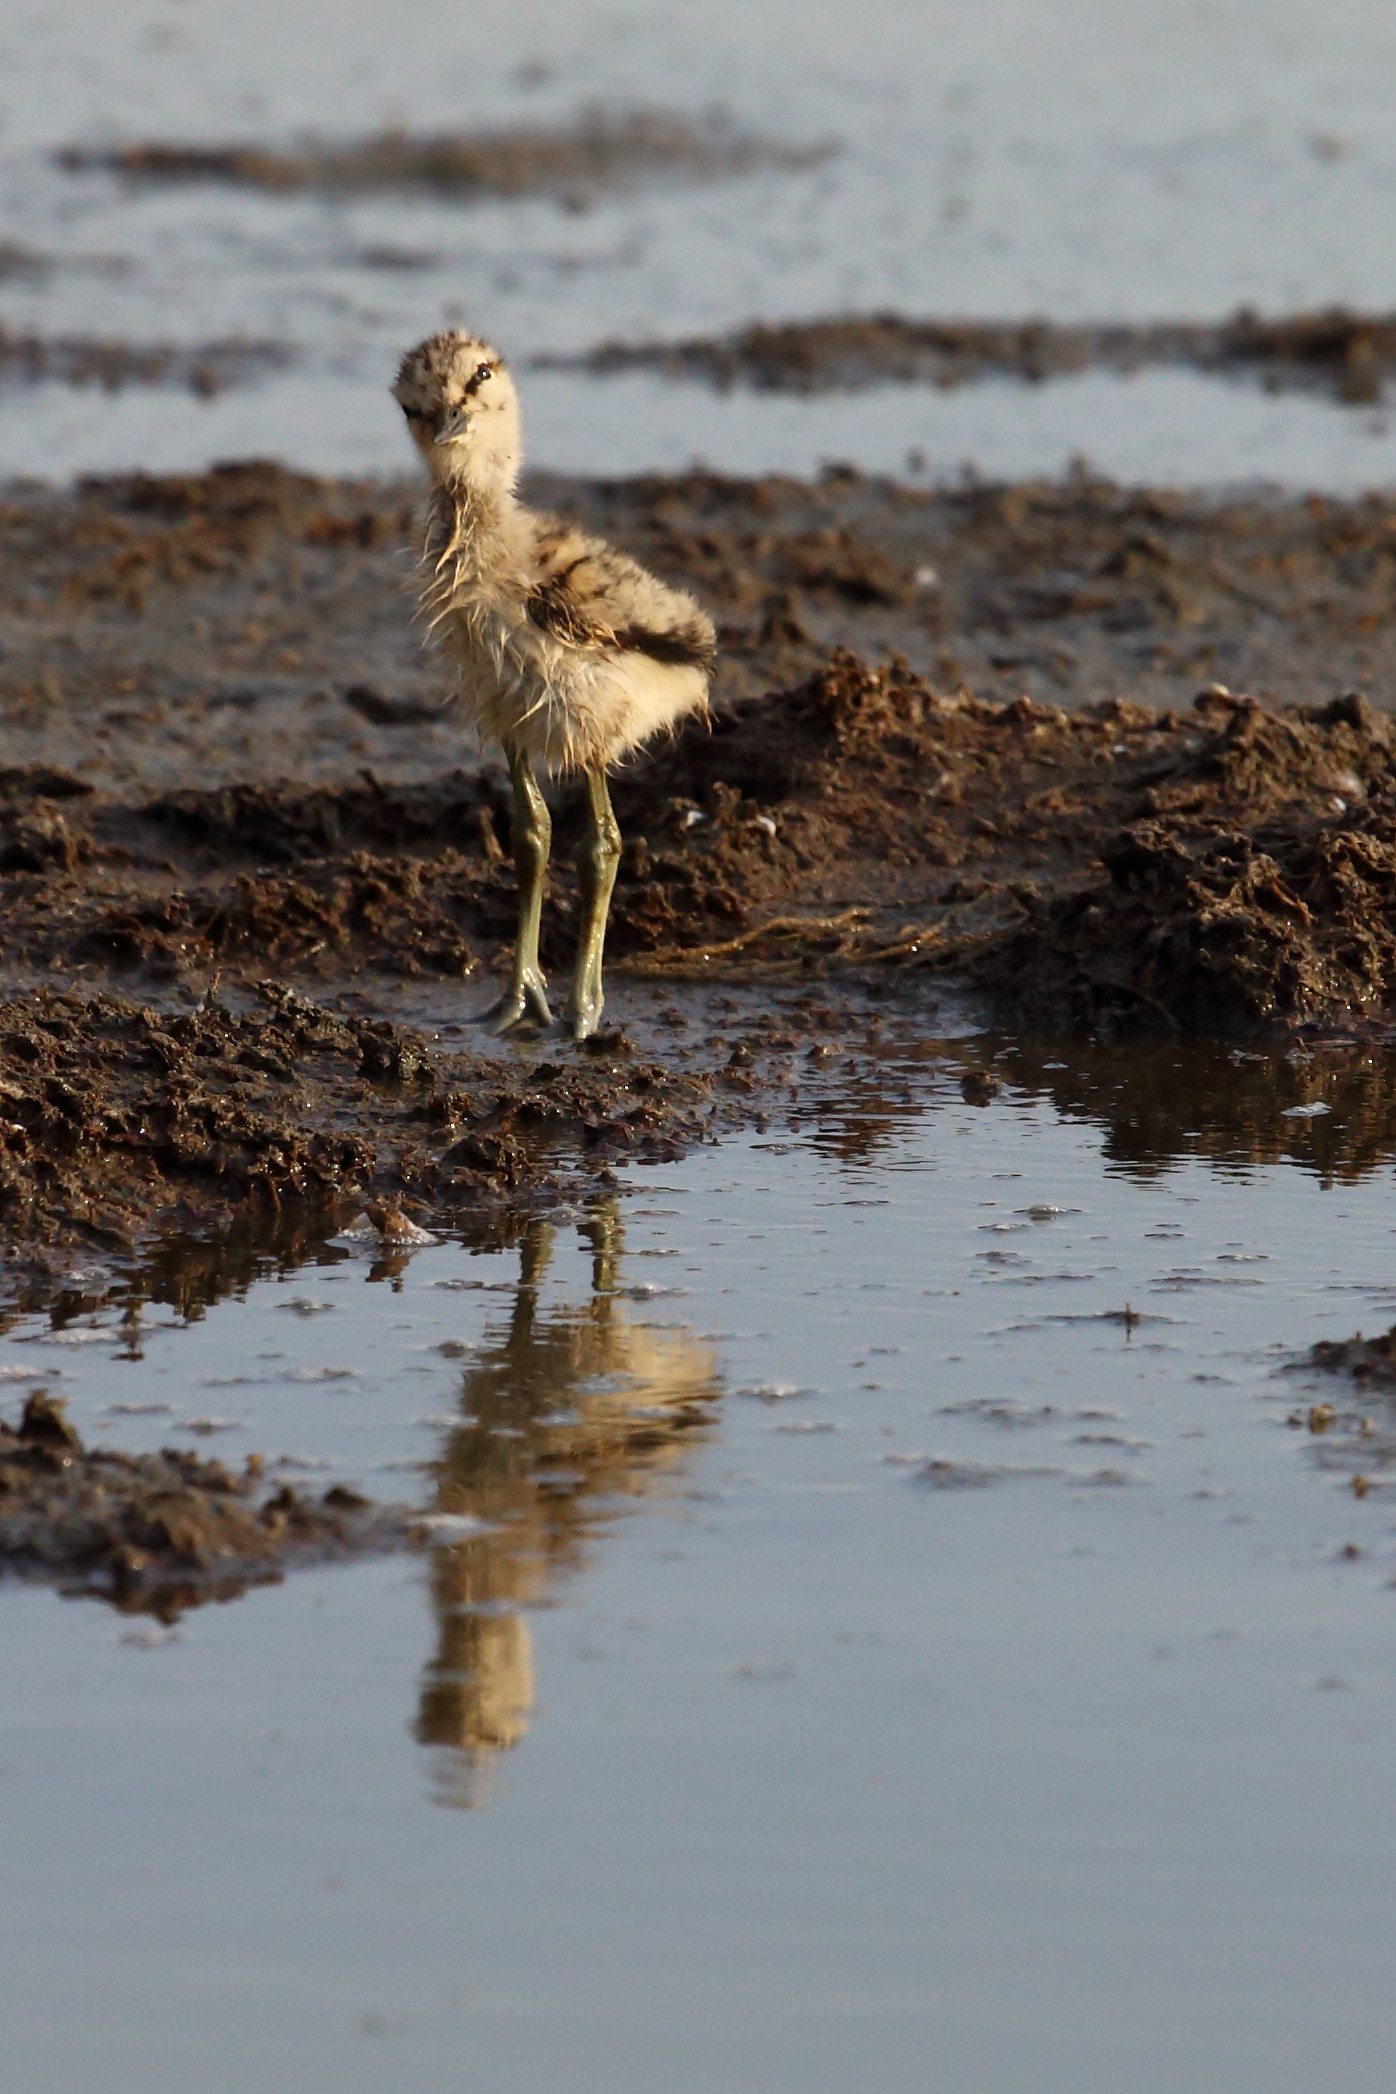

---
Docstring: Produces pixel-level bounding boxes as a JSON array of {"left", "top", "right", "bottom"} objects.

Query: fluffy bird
[{"left": 393, "top": 330, "right": 716, "bottom": 1038}]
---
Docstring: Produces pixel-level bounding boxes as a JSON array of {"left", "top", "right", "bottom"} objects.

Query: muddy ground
[{"left": 1, "top": 460, "right": 1396, "bottom": 1271}]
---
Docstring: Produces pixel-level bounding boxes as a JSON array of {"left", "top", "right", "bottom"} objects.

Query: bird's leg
[
  {"left": 491, "top": 744, "right": 553, "bottom": 1034},
  {"left": 564, "top": 766, "right": 621, "bottom": 1042}
]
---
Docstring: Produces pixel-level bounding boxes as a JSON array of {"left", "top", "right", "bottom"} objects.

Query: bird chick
[{"left": 393, "top": 329, "right": 716, "bottom": 1039}]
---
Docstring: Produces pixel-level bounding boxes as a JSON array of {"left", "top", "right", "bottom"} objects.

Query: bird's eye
[{"left": 475, "top": 362, "right": 492, "bottom": 386}]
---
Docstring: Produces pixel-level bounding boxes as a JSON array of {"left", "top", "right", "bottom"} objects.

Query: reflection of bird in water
[
  {"left": 416, "top": 1200, "right": 720, "bottom": 1806},
  {"left": 393, "top": 330, "right": 716, "bottom": 1039}
]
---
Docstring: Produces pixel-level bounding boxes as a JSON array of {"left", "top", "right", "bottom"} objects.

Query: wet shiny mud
[{"left": 6, "top": 1036, "right": 1396, "bottom": 2090}]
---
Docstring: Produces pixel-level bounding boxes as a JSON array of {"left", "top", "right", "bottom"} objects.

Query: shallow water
[
  {"left": 7, "top": 0, "right": 1396, "bottom": 483},
  {"left": 5, "top": 1029, "right": 1396, "bottom": 2091}
]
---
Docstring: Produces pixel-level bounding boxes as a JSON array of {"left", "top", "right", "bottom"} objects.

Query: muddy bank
[
  {"left": 558, "top": 306, "right": 1396, "bottom": 403},
  {"left": 0, "top": 327, "right": 292, "bottom": 397},
  {"left": 0, "top": 1387, "right": 410, "bottom": 1613},
  {"left": 58, "top": 110, "right": 831, "bottom": 202}
]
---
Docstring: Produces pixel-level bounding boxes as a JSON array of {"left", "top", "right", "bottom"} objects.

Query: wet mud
[
  {"left": 0, "top": 980, "right": 716, "bottom": 1268},
  {"left": 0, "top": 1388, "right": 411, "bottom": 1613},
  {"left": 561, "top": 305, "right": 1396, "bottom": 405},
  {"left": 57, "top": 110, "right": 831, "bottom": 203}
]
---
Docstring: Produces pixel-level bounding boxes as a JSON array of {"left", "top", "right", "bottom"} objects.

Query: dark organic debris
[
  {"left": 0, "top": 1388, "right": 409, "bottom": 1612},
  {"left": 58, "top": 111, "right": 832, "bottom": 202},
  {"left": 555, "top": 305, "right": 1396, "bottom": 404}
]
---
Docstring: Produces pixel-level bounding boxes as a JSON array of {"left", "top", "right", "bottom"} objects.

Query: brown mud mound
[
  {"left": 0, "top": 983, "right": 713, "bottom": 1259},
  {"left": 58, "top": 111, "right": 831, "bottom": 201},
  {"left": 561, "top": 305, "right": 1396, "bottom": 404},
  {"left": 596, "top": 658, "right": 1396, "bottom": 1039},
  {"left": 0, "top": 1389, "right": 410, "bottom": 1613}
]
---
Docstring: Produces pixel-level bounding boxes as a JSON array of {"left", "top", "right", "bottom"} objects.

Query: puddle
[{"left": 5, "top": 1038, "right": 1396, "bottom": 2089}]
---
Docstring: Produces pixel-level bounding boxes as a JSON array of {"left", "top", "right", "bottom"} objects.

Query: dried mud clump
[
  {"left": 58, "top": 111, "right": 831, "bottom": 202},
  {"left": 0, "top": 1388, "right": 409, "bottom": 1612},
  {"left": 562, "top": 305, "right": 1396, "bottom": 403}
]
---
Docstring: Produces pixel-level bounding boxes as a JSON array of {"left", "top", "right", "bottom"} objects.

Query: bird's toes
[
  {"left": 482, "top": 974, "right": 553, "bottom": 1035},
  {"left": 564, "top": 1004, "right": 604, "bottom": 1043}
]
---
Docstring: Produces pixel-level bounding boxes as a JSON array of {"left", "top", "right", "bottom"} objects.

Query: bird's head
[{"left": 393, "top": 330, "right": 521, "bottom": 493}]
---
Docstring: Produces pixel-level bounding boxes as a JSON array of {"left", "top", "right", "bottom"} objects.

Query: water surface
[
  {"left": 7, "top": 0, "right": 1396, "bottom": 483},
  {"left": 4, "top": 1032, "right": 1396, "bottom": 2091}
]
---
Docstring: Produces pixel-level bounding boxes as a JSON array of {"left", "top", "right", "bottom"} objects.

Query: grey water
[
  {"left": 5, "top": 1033, "right": 1396, "bottom": 2091},
  {"left": 7, "top": 0, "right": 1396, "bottom": 484}
]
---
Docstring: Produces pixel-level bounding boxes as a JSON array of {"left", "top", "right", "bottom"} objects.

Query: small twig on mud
[
  {"left": 862, "top": 921, "right": 953, "bottom": 962},
  {"left": 618, "top": 907, "right": 872, "bottom": 973},
  {"left": 863, "top": 893, "right": 1026, "bottom": 966}
]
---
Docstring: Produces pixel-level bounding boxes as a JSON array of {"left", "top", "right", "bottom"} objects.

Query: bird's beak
[{"left": 435, "top": 407, "right": 472, "bottom": 445}]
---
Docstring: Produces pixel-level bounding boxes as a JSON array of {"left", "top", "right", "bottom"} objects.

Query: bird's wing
[{"left": 525, "top": 524, "right": 716, "bottom": 670}]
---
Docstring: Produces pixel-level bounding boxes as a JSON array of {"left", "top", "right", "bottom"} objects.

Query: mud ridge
[
  {"left": 58, "top": 110, "right": 832, "bottom": 202},
  {"left": 0, "top": 326, "right": 293, "bottom": 396},
  {"left": 555, "top": 306, "right": 1396, "bottom": 404}
]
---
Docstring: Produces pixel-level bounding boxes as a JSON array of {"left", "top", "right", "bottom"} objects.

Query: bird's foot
[
  {"left": 560, "top": 993, "right": 604, "bottom": 1043},
  {"left": 486, "top": 970, "right": 552, "bottom": 1035}
]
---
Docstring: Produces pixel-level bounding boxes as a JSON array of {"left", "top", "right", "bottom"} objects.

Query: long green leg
[
  {"left": 564, "top": 766, "right": 621, "bottom": 1041},
  {"left": 491, "top": 743, "right": 553, "bottom": 1034}
]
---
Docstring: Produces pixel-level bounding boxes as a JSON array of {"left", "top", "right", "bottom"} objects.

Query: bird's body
[
  {"left": 394, "top": 329, "right": 715, "bottom": 1036},
  {"left": 423, "top": 493, "right": 712, "bottom": 773}
]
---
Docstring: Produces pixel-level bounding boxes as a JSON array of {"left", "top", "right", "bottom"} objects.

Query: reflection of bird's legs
[
  {"left": 492, "top": 743, "right": 553, "bottom": 1034},
  {"left": 579, "top": 1195, "right": 624, "bottom": 1299},
  {"left": 564, "top": 766, "right": 621, "bottom": 1042},
  {"left": 515, "top": 1217, "right": 554, "bottom": 1313}
]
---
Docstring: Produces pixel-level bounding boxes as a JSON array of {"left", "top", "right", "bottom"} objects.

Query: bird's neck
[{"left": 426, "top": 477, "right": 521, "bottom": 579}]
